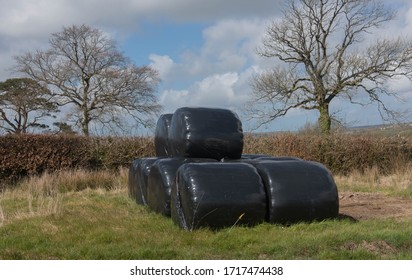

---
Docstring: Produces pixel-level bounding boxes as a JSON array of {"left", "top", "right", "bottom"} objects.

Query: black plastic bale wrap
[
  {"left": 147, "top": 158, "right": 217, "bottom": 216},
  {"left": 128, "top": 159, "right": 141, "bottom": 200},
  {"left": 171, "top": 162, "right": 267, "bottom": 230},
  {"left": 254, "top": 160, "right": 339, "bottom": 224},
  {"left": 240, "top": 154, "right": 269, "bottom": 159},
  {"left": 154, "top": 114, "right": 173, "bottom": 157},
  {"left": 168, "top": 107, "right": 244, "bottom": 160},
  {"left": 222, "top": 155, "right": 303, "bottom": 163},
  {"left": 254, "top": 156, "right": 303, "bottom": 161},
  {"left": 132, "top": 157, "right": 162, "bottom": 205}
]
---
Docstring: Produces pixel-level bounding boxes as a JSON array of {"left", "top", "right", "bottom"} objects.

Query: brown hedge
[
  {"left": 243, "top": 133, "right": 412, "bottom": 174},
  {"left": 1, "top": 133, "right": 411, "bottom": 184},
  {"left": 0, "top": 135, "right": 154, "bottom": 184},
  {"left": 88, "top": 136, "right": 155, "bottom": 169},
  {"left": 1, "top": 135, "right": 91, "bottom": 183}
]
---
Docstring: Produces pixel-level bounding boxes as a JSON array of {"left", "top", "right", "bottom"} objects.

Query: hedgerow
[
  {"left": 1, "top": 133, "right": 411, "bottom": 186},
  {"left": 0, "top": 135, "right": 154, "bottom": 185}
]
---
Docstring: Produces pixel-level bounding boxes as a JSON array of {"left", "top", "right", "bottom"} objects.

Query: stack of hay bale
[{"left": 128, "top": 107, "right": 339, "bottom": 231}]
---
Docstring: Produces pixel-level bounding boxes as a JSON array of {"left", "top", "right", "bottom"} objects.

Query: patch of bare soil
[{"left": 339, "top": 192, "right": 412, "bottom": 221}]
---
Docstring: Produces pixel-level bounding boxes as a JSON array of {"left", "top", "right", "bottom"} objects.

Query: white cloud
[
  {"left": 0, "top": 0, "right": 276, "bottom": 81},
  {"left": 152, "top": 17, "right": 272, "bottom": 116},
  {"left": 149, "top": 54, "right": 175, "bottom": 80},
  {"left": 159, "top": 89, "right": 190, "bottom": 112},
  {"left": 0, "top": 53, "right": 15, "bottom": 80},
  {"left": 201, "top": 19, "right": 268, "bottom": 69},
  {"left": 158, "top": 71, "right": 260, "bottom": 114},
  {"left": 1, "top": 0, "right": 78, "bottom": 39},
  {"left": 191, "top": 72, "right": 241, "bottom": 106},
  {"left": 150, "top": 18, "right": 269, "bottom": 82},
  {"left": 147, "top": 17, "right": 271, "bottom": 117},
  {"left": 387, "top": 76, "right": 412, "bottom": 96},
  {"left": 0, "top": 0, "right": 282, "bottom": 38},
  {"left": 129, "top": 0, "right": 283, "bottom": 22}
]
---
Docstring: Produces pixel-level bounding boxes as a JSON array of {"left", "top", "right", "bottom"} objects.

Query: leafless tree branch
[
  {"left": 250, "top": 0, "right": 412, "bottom": 133},
  {"left": 14, "top": 24, "right": 161, "bottom": 136}
]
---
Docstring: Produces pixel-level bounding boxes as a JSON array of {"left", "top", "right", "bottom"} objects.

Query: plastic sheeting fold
[
  {"left": 254, "top": 160, "right": 339, "bottom": 224},
  {"left": 154, "top": 114, "right": 173, "bottom": 157},
  {"left": 128, "top": 159, "right": 140, "bottom": 201},
  {"left": 128, "top": 157, "right": 162, "bottom": 205},
  {"left": 171, "top": 162, "right": 267, "bottom": 230},
  {"left": 221, "top": 156, "right": 302, "bottom": 164},
  {"left": 168, "top": 107, "right": 243, "bottom": 160},
  {"left": 147, "top": 158, "right": 217, "bottom": 216}
]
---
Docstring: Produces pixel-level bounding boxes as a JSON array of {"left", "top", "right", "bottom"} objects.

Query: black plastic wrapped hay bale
[
  {"left": 168, "top": 107, "right": 243, "bottom": 160},
  {"left": 131, "top": 157, "right": 162, "bottom": 206},
  {"left": 154, "top": 113, "right": 173, "bottom": 157},
  {"left": 171, "top": 162, "right": 267, "bottom": 230},
  {"left": 254, "top": 160, "right": 339, "bottom": 224},
  {"left": 128, "top": 159, "right": 141, "bottom": 201},
  {"left": 147, "top": 158, "right": 217, "bottom": 216}
]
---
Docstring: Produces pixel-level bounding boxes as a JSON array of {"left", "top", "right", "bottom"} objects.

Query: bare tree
[
  {"left": 250, "top": 0, "right": 412, "bottom": 133},
  {"left": 14, "top": 24, "right": 161, "bottom": 136},
  {"left": 0, "top": 78, "right": 57, "bottom": 134}
]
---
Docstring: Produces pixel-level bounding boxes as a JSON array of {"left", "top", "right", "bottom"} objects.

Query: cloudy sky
[{"left": 1, "top": 0, "right": 412, "bottom": 134}]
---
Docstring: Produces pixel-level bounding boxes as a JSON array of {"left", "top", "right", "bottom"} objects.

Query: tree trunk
[
  {"left": 318, "top": 103, "right": 331, "bottom": 134},
  {"left": 82, "top": 108, "right": 90, "bottom": 136},
  {"left": 82, "top": 123, "right": 89, "bottom": 136},
  {"left": 82, "top": 83, "right": 90, "bottom": 136}
]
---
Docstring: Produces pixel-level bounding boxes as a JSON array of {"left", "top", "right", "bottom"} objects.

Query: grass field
[{"left": 1, "top": 167, "right": 411, "bottom": 260}]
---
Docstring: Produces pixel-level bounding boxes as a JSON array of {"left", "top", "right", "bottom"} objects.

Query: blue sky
[{"left": 1, "top": 0, "right": 412, "bottom": 134}]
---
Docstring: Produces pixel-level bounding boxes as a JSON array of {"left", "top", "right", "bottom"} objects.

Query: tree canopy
[
  {"left": 14, "top": 24, "right": 161, "bottom": 136},
  {"left": 0, "top": 78, "right": 57, "bottom": 134},
  {"left": 250, "top": 0, "right": 412, "bottom": 133}
]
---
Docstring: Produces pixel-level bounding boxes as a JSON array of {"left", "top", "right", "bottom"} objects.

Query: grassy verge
[
  {"left": 335, "top": 164, "right": 412, "bottom": 198},
  {"left": 0, "top": 168, "right": 411, "bottom": 260}
]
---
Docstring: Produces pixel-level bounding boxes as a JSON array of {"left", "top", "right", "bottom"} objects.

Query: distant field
[{"left": 345, "top": 123, "right": 412, "bottom": 137}]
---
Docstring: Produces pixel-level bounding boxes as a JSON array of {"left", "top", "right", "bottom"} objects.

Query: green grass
[{"left": 1, "top": 169, "right": 411, "bottom": 260}]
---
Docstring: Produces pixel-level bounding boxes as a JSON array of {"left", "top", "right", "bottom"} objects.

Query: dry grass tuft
[
  {"left": 0, "top": 168, "right": 128, "bottom": 226},
  {"left": 335, "top": 163, "right": 412, "bottom": 197},
  {"left": 22, "top": 168, "right": 127, "bottom": 194},
  {"left": 0, "top": 199, "right": 5, "bottom": 227}
]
